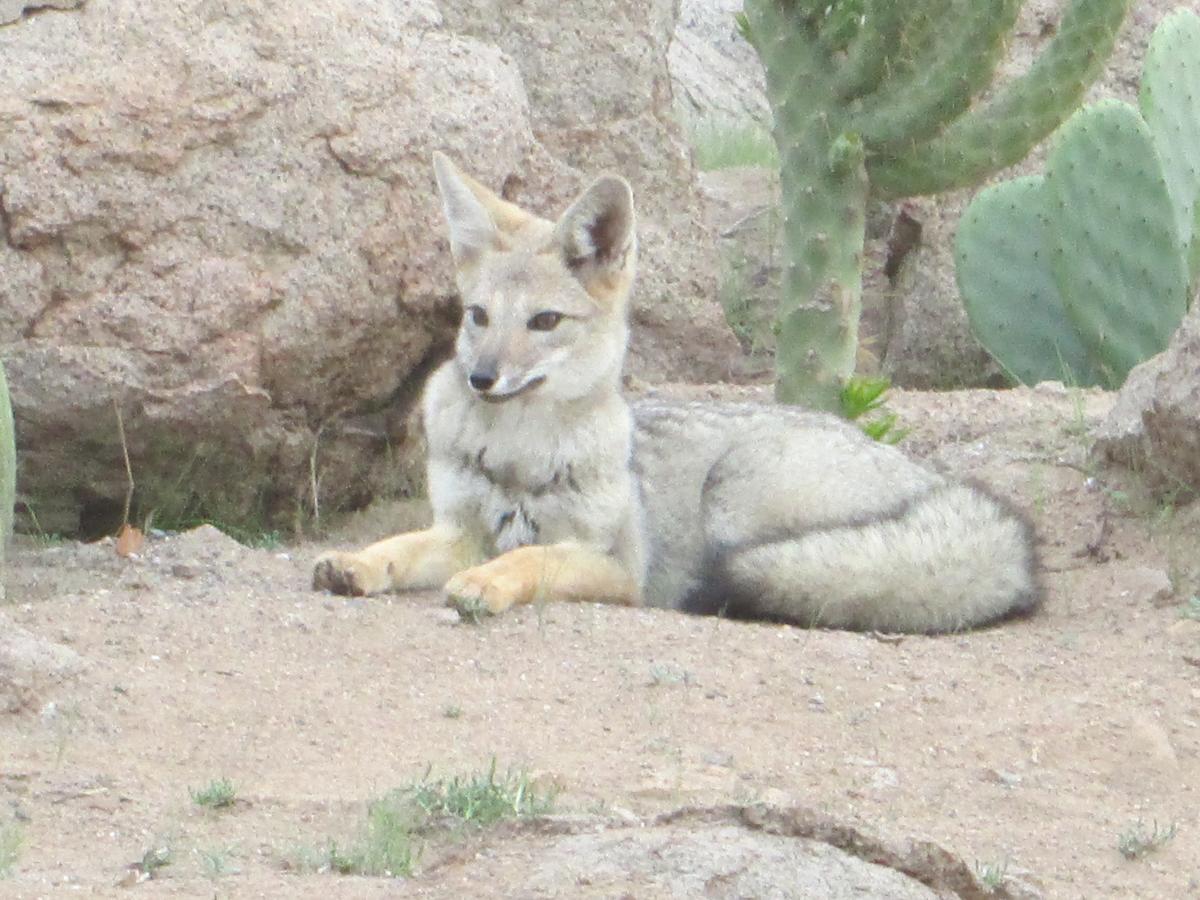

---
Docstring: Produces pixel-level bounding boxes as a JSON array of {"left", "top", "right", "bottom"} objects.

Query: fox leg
[
  {"left": 443, "top": 542, "right": 639, "bottom": 617},
  {"left": 312, "top": 525, "right": 481, "bottom": 597}
]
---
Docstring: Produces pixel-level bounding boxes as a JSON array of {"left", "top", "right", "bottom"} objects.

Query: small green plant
[
  {"left": 974, "top": 858, "right": 1008, "bottom": 892},
  {"left": 190, "top": 778, "right": 237, "bottom": 810},
  {"left": 689, "top": 118, "right": 779, "bottom": 171},
  {"left": 839, "top": 376, "right": 909, "bottom": 444},
  {"left": 300, "top": 761, "right": 554, "bottom": 878},
  {"left": 408, "top": 760, "right": 555, "bottom": 826},
  {"left": 0, "top": 823, "right": 22, "bottom": 878},
  {"left": 442, "top": 704, "right": 463, "bottom": 719},
  {"left": 138, "top": 844, "right": 173, "bottom": 878},
  {"left": 196, "top": 846, "right": 240, "bottom": 880},
  {"left": 648, "top": 662, "right": 693, "bottom": 687},
  {"left": 0, "top": 360, "right": 15, "bottom": 603},
  {"left": 1180, "top": 597, "right": 1200, "bottom": 621},
  {"left": 452, "top": 594, "right": 489, "bottom": 625},
  {"left": 283, "top": 841, "right": 361, "bottom": 875},
  {"left": 720, "top": 255, "right": 765, "bottom": 351},
  {"left": 243, "top": 530, "right": 282, "bottom": 550},
  {"left": 1118, "top": 819, "right": 1177, "bottom": 860}
]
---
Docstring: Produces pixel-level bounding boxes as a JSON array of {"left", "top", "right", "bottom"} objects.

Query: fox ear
[
  {"left": 555, "top": 175, "right": 637, "bottom": 301},
  {"left": 433, "top": 152, "right": 499, "bottom": 270},
  {"left": 433, "top": 153, "right": 539, "bottom": 273}
]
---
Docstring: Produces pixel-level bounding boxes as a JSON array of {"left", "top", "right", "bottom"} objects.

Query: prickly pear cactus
[
  {"left": 956, "top": 10, "right": 1199, "bottom": 389},
  {"left": 743, "top": 0, "right": 1130, "bottom": 410},
  {"left": 956, "top": 177, "right": 1103, "bottom": 387},
  {"left": 1047, "top": 101, "right": 1188, "bottom": 384},
  {"left": 1, "top": 359, "right": 14, "bottom": 594},
  {"left": 1139, "top": 9, "right": 1200, "bottom": 285}
]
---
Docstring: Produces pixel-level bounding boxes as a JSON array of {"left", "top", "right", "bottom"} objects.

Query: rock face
[
  {"left": 669, "top": 0, "right": 770, "bottom": 127},
  {"left": 0, "top": 0, "right": 82, "bottom": 26},
  {"left": 0, "top": 0, "right": 736, "bottom": 535},
  {"left": 1095, "top": 302, "right": 1200, "bottom": 494}
]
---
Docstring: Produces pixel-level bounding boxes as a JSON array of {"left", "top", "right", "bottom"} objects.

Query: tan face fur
[{"left": 432, "top": 153, "right": 637, "bottom": 404}]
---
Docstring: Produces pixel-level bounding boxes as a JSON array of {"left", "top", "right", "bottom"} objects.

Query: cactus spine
[
  {"left": 743, "top": 0, "right": 1130, "bottom": 410},
  {"left": 1, "top": 359, "right": 14, "bottom": 592},
  {"left": 956, "top": 10, "right": 1200, "bottom": 389}
]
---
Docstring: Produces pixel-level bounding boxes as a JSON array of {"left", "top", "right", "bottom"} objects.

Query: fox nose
[{"left": 468, "top": 371, "right": 496, "bottom": 392}]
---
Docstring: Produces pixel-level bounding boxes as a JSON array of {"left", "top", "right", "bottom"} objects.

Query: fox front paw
[
  {"left": 312, "top": 552, "right": 389, "bottom": 596},
  {"left": 444, "top": 566, "right": 528, "bottom": 619}
]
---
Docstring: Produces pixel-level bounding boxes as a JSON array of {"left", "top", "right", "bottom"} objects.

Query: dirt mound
[{"left": 0, "top": 613, "right": 84, "bottom": 713}]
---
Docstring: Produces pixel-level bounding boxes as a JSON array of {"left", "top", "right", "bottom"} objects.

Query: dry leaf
[{"left": 115, "top": 524, "right": 144, "bottom": 557}]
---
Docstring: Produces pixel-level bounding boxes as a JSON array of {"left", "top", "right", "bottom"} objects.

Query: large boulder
[
  {"left": 0, "top": 0, "right": 736, "bottom": 535},
  {"left": 1094, "top": 302, "right": 1200, "bottom": 495}
]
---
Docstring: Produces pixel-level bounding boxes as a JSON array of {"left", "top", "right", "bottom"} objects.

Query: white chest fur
[{"left": 422, "top": 365, "right": 636, "bottom": 556}]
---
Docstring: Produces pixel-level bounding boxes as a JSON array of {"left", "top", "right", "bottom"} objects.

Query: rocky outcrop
[
  {"left": 1095, "top": 302, "right": 1200, "bottom": 495},
  {"left": 669, "top": 0, "right": 770, "bottom": 127},
  {"left": 0, "top": 0, "right": 736, "bottom": 535}
]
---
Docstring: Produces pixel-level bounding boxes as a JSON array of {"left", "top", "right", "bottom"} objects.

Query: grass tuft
[
  {"left": 196, "top": 846, "right": 240, "bottom": 880},
  {"left": 718, "top": 250, "right": 779, "bottom": 361},
  {"left": 407, "top": 760, "right": 555, "bottom": 827},
  {"left": 138, "top": 844, "right": 173, "bottom": 878},
  {"left": 292, "top": 760, "right": 555, "bottom": 878},
  {"left": 974, "top": 858, "right": 1008, "bottom": 892},
  {"left": 1118, "top": 819, "right": 1177, "bottom": 860},
  {"left": 689, "top": 118, "right": 779, "bottom": 171},
  {"left": 451, "top": 594, "right": 490, "bottom": 625},
  {"left": 190, "top": 778, "right": 237, "bottom": 810},
  {"left": 0, "top": 824, "right": 22, "bottom": 878}
]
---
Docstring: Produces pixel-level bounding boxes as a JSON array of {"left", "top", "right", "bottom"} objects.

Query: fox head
[{"left": 432, "top": 153, "right": 637, "bottom": 404}]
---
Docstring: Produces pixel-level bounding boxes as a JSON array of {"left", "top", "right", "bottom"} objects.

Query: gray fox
[{"left": 312, "top": 154, "right": 1039, "bottom": 633}]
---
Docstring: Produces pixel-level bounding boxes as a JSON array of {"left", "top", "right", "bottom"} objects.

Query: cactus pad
[
  {"left": 1045, "top": 99, "right": 1188, "bottom": 386},
  {"left": 743, "top": 0, "right": 1130, "bottom": 407},
  {"left": 956, "top": 177, "right": 1102, "bottom": 386},
  {"left": 1139, "top": 9, "right": 1200, "bottom": 284}
]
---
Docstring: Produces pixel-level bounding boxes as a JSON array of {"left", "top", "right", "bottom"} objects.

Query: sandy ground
[{"left": 2, "top": 383, "right": 1199, "bottom": 898}]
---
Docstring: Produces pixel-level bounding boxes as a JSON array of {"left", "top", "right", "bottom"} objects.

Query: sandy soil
[{"left": 2, "top": 383, "right": 1199, "bottom": 898}]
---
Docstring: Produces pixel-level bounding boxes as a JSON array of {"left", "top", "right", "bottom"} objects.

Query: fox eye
[
  {"left": 527, "top": 311, "right": 563, "bottom": 332},
  {"left": 467, "top": 305, "right": 489, "bottom": 327}
]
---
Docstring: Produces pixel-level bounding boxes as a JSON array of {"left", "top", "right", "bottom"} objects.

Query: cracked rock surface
[{"left": 0, "top": 0, "right": 736, "bottom": 534}]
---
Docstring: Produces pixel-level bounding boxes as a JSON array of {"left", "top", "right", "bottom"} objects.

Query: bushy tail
[{"left": 716, "top": 483, "right": 1039, "bottom": 634}]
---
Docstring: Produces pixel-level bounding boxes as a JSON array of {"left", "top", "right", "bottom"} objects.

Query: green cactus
[
  {"left": 1139, "top": 9, "right": 1200, "bottom": 285},
  {"left": 955, "top": 177, "right": 1104, "bottom": 387},
  {"left": 742, "top": 0, "right": 1130, "bottom": 410},
  {"left": 1, "top": 359, "right": 14, "bottom": 590},
  {"left": 956, "top": 10, "right": 1199, "bottom": 389}
]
